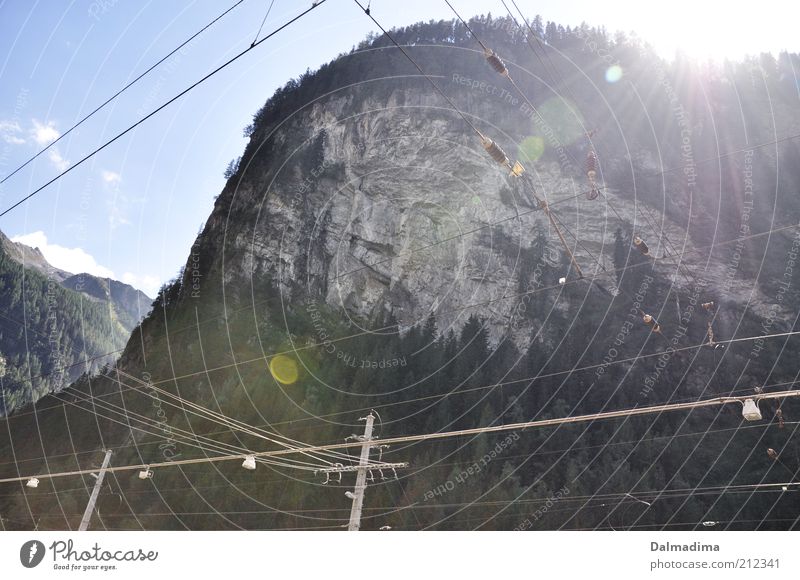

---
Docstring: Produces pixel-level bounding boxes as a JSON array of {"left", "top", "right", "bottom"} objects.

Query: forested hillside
[{"left": 0, "top": 243, "right": 147, "bottom": 415}]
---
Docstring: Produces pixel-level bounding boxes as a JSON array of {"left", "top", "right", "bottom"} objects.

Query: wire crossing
[
  {"left": 0, "top": 0, "right": 248, "bottom": 185},
  {"left": 3, "top": 387, "right": 797, "bottom": 485},
  {"left": 0, "top": 0, "right": 329, "bottom": 219}
]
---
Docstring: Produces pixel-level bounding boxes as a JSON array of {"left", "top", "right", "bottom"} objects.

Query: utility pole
[
  {"left": 78, "top": 449, "right": 112, "bottom": 531},
  {"left": 315, "top": 412, "right": 407, "bottom": 531},
  {"left": 348, "top": 413, "right": 374, "bottom": 531}
]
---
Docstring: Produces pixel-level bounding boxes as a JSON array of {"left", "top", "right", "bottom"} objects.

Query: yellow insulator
[
  {"left": 482, "top": 137, "right": 509, "bottom": 166},
  {"left": 633, "top": 236, "right": 650, "bottom": 256},
  {"left": 643, "top": 313, "right": 661, "bottom": 333},
  {"left": 510, "top": 160, "right": 525, "bottom": 177},
  {"left": 485, "top": 50, "right": 509, "bottom": 77}
]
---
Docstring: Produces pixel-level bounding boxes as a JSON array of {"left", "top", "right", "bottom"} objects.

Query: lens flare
[
  {"left": 518, "top": 136, "right": 545, "bottom": 163},
  {"left": 532, "top": 98, "right": 584, "bottom": 146},
  {"left": 605, "top": 65, "right": 623, "bottom": 83},
  {"left": 269, "top": 355, "right": 299, "bottom": 385}
]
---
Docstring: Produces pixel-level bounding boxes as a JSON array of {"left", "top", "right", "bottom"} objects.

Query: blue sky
[{"left": 0, "top": 0, "right": 795, "bottom": 297}]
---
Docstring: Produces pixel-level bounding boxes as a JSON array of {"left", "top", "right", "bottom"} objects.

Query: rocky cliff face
[{"left": 198, "top": 84, "right": 787, "bottom": 350}]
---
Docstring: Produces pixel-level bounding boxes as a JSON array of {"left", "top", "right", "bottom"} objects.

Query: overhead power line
[
  {"left": 650, "top": 132, "right": 800, "bottom": 178},
  {"left": 0, "top": 0, "right": 248, "bottom": 185},
  {"left": 3, "top": 216, "right": 800, "bottom": 431},
  {"left": 0, "top": 0, "right": 329, "bottom": 219},
  {"left": 251, "top": 0, "right": 277, "bottom": 46},
  {"left": 3, "top": 388, "right": 797, "bottom": 485}
]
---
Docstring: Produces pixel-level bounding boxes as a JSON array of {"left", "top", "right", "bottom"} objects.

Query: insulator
[
  {"left": 642, "top": 314, "right": 660, "bottom": 333},
  {"left": 587, "top": 169, "right": 597, "bottom": 181},
  {"left": 510, "top": 160, "right": 525, "bottom": 177},
  {"left": 702, "top": 301, "right": 715, "bottom": 311},
  {"left": 767, "top": 448, "right": 778, "bottom": 461},
  {"left": 706, "top": 322, "right": 715, "bottom": 345},
  {"left": 586, "top": 186, "right": 599, "bottom": 200},
  {"left": 482, "top": 137, "right": 509, "bottom": 166},
  {"left": 485, "top": 50, "right": 508, "bottom": 76},
  {"left": 633, "top": 236, "right": 650, "bottom": 256},
  {"left": 586, "top": 150, "right": 597, "bottom": 174}
]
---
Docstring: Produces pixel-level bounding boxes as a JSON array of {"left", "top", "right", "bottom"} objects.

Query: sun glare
[{"left": 596, "top": 0, "right": 792, "bottom": 61}]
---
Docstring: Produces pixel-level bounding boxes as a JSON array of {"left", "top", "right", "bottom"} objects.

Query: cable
[
  {"left": 650, "top": 132, "right": 800, "bottom": 178},
  {"left": 48, "top": 376, "right": 327, "bottom": 472},
  {"left": 5, "top": 217, "right": 800, "bottom": 433},
  {"left": 353, "top": 0, "right": 485, "bottom": 139},
  {"left": 0, "top": 0, "right": 248, "bottom": 185},
  {"left": 251, "top": 0, "right": 277, "bottom": 47},
  {"left": 111, "top": 366, "right": 381, "bottom": 468},
  {"left": 0, "top": 0, "right": 329, "bottom": 219},
  {"left": 3, "top": 387, "right": 798, "bottom": 484},
  {"left": 8, "top": 193, "right": 795, "bottom": 406},
  {"left": 334, "top": 188, "right": 589, "bottom": 279},
  {"left": 0, "top": 309, "right": 346, "bottom": 471},
  {"left": 6, "top": 392, "right": 793, "bottom": 476},
  {"left": 505, "top": 0, "right": 583, "bottom": 116}
]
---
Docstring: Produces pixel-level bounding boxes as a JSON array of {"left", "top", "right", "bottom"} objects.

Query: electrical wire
[
  {"left": 0, "top": 0, "right": 329, "bottom": 219},
  {"left": 650, "top": 132, "right": 800, "bottom": 178},
  {"left": 3, "top": 387, "right": 797, "bottom": 485},
  {"left": 251, "top": 0, "right": 277, "bottom": 46},
  {"left": 0, "top": 0, "right": 248, "bottom": 185}
]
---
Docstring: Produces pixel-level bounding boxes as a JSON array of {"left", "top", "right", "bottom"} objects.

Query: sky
[{"left": 0, "top": 0, "right": 795, "bottom": 298}]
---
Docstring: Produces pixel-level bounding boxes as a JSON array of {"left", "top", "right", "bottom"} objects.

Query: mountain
[
  {"left": 0, "top": 231, "right": 153, "bottom": 415},
  {"left": 1, "top": 16, "right": 799, "bottom": 530},
  {"left": 60, "top": 273, "right": 152, "bottom": 332},
  {"left": 0, "top": 230, "right": 72, "bottom": 283}
]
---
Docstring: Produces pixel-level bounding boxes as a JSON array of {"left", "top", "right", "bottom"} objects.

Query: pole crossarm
[{"left": 316, "top": 462, "right": 408, "bottom": 474}]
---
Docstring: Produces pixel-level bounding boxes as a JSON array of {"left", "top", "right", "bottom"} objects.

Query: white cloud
[
  {"left": 10, "top": 231, "right": 115, "bottom": 278},
  {"left": 101, "top": 170, "right": 121, "bottom": 185},
  {"left": 0, "top": 120, "right": 24, "bottom": 144},
  {"left": 108, "top": 203, "right": 131, "bottom": 230},
  {"left": 30, "top": 119, "right": 60, "bottom": 146},
  {"left": 121, "top": 272, "right": 161, "bottom": 297},
  {"left": 47, "top": 148, "right": 69, "bottom": 172}
]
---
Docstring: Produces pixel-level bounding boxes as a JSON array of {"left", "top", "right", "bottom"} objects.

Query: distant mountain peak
[{"left": 0, "top": 230, "right": 73, "bottom": 282}]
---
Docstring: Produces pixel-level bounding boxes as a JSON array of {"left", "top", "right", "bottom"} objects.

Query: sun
[{"left": 593, "top": 0, "right": 791, "bottom": 61}]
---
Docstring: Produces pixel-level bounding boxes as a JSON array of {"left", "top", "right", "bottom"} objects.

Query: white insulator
[{"left": 742, "top": 398, "right": 762, "bottom": 421}]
